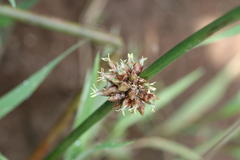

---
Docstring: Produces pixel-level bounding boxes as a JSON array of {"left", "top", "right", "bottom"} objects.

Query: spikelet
[{"left": 91, "top": 53, "right": 156, "bottom": 115}]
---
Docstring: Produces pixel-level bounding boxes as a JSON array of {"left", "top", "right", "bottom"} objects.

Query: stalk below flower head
[{"left": 91, "top": 53, "right": 156, "bottom": 115}]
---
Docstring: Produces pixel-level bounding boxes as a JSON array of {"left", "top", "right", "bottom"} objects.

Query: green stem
[
  {"left": 44, "top": 101, "right": 113, "bottom": 160},
  {"left": 140, "top": 6, "right": 240, "bottom": 79},
  {"left": 45, "top": 6, "right": 240, "bottom": 160},
  {"left": 202, "top": 119, "right": 240, "bottom": 160},
  {"left": 0, "top": 4, "right": 123, "bottom": 48}
]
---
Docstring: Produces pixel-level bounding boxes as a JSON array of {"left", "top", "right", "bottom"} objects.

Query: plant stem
[
  {"left": 29, "top": 92, "right": 81, "bottom": 160},
  {"left": 140, "top": 6, "right": 240, "bottom": 79},
  {"left": 202, "top": 119, "right": 240, "bottom": 160},
  {"left": 0, "top": 4, "right": 123, "bottom": 48},
  {"left": 44, "top": 101, "right": 113, "bottom": 160},
  {"left": 45, "top": 6, "right": 240, "bottom": 160}
]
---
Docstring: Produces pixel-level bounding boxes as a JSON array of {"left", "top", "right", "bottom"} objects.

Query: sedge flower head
[{"left": 91, "top": 53, "right": 156, "bottom": 115}]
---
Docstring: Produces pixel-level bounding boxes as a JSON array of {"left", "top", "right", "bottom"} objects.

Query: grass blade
[
  {"left": 0, "top": 40, "right": 87, "bottom": 119},
  {"left": 199, "top": 24, "right": 240, "bottom": 47},
  {"left": 162, "top": 72, "right": 230, "bottom": 135},
  {"left": 216, "top": 90, "right": 240, "bottom": 119},
  {"left": 0, "top": 153, "right": 7, "bottom": 160},
  {"left": 131, "top": 137, "right": 202, "bottom": 160},
  {"left": 73, "top": 53, "right": 102, "bottom": 127},
  {"left": 76, "top": 141, "right": 132, "bottom": 160},
  {"left": 8, "top": 0, "right": 16, "bottom": 7},
  {"left": 18, "top": 0, "right": 39, "bottom": 9},
  {"left": 0, "top": 5, "right": 122, "bottom": 48},
  {"left": 0, "top": 0, "right": 39, "bottom": 27},
  {"left": 65, "top": 54, "right": 107, "bottom": 160},
  {"left": 228, "top": 147, "right": 240, "bottom": 159},
  {"left": 110, "top": 69, "right": 204, "bottom": 139},
  {"left": 201, "top": 119, "right": 240, "bottom": 160},
  {"left": 140, "top": 6, "right": 240, "bottom": 79},
  {"left": 45, "top": 7, "right": 240, "bottom": 159},
  {"left": 45, "top": 101, "right": 113, "bottom": 160},
  {"left": 162, "top": 55, "right": 240, "bottom": 135}
]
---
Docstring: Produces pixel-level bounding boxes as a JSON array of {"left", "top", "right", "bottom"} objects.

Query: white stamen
[
  {"left": 150, "top": 82, "right": 156, "bottom": 85},
  {"left": 127, "top": 53, "right": 135, "bottom": 68},
  {"left": 151, "top": 104, "right": 156, "bottom": 112},
  {"left": 90, "top": 84, "right": 99, "bottom": 97},
  {"left": 116, "top": 105, "right": 128, "bottom": 116},
  {"left": 128, "top": 53, "right": 134, "bottom": 62},
  {"left": 101, "top": 53, "right": 111, "bottom": 62},
  {"left": 97, "top": 76, "right": 106, "bottom": 82},
  {"left": 145, "top": 82, "right": 156, "bottom": 92},
  {"left": 128, "top": 106, "right": 138, "bottom": 114},
  {"left": 140, "top": 56, "right": 148, "bottom": 66}
]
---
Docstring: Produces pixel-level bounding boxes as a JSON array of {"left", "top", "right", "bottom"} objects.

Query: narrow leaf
[
  {"left": 18, "top": 0, "right": 39, "bottom": 9},
  {"left": 229, "top": 147, "right": 240, "bottom": 159},
  {"left": 0, "top": 153, "right": 7, "bottom": 160},
  {"left": 0, "top": 41, "right": 86, "bottom": 119},
  {"left": 140, "top": 7, "right": 240, "bottom": 79},
  {"left": 162, "top": 64, "right": 236, "bottom": 135},
  {"left": 216, "top": 90, "right": 240, "bottom": 119},
  {"left": 45, "top": 101, "right": 113, "bottom": 160},
  {"left": 46, "top": 7, "right": 240, "bottom": 159},
  {"left": 8, "top": 0, "right": 16, "bottom": 8},
  {"left": 0, "top": 5, "right": 122, "bottom": 47},
  {"left": 76, "top": 141, "right": 132, "bottom": 160},
  {"left": 74, "top": 53, "right": 102, "bottom": 126},
  {"left": 65, "top": 54, "right": 107, "bottom": 160},
  {"left": 199, "top": 24, "right": 240, "bottom": 47},
  {"left": 200, "top": 119, "right": 240, "bottom": 160},
  {"left": 0, "top": 0, "right": 39, "bottom": 27},
  {"left": 132, "top": 137, "right": 202, "bottom": 160}
]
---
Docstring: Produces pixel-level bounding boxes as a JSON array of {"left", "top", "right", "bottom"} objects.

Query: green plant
[
  {"left": 45, "top": 6, "right": 240, "bottom": 160},
  {"left": 8, "top": 0, "right": 16, "bottom": 8},
  {"left": 0, "top": 4, "right": 240, "bottom": 160}
]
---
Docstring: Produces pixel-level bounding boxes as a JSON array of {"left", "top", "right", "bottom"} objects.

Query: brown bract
[{"left": 91, "top": 54, "right": 156, "bottom": 115}]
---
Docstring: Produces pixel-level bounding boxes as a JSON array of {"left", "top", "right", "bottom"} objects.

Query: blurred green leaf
[
  {"left": 229, "top": 147, "right": 240, "bottom": 159},
  {"left": 162, "top": 63, "right": 236, "bottom": 135},
  {"left": 18, "top": 0, "right": 39, "bottom": 9},
  {"left": 110, "top": 69, "right": 204, "bottom": 139},
  {"left": 140, "top": 7, "right": 240, "bottom": 79},
  {"left": 197, "top": 119, "right": 240, "bottom": 159},
  {"left": 65, "top": 54, "right": 107, "bottom": 160},
  {"left": 76, "top": 141, "right": 132, "bottom": 160},
  {"left": 0, "top": 16, "right": 14, "bottom": 27},
  {"left": 216, "top": 90, "right": 240, "bottom": 119},
  {"left": 8, "top": 0, "right": 16, "bottom": 8},
  {"left": 0, "top": 153, "right": 7, "bottom": 160},
  {"left": 46, "top": 7, "right": 240, "bottom": 160},
  {"left": 0, "top": 41, "right": 86, "bottom": 119},
  {"left": 199, "top": 24, "right": 240, "bottom": 47},
  {"left": 74, "top": 53, "right": 101, "bottom": 126},
  {"left": 0, "top": 0, "right": 39, "bottom": 27},
  {"left": 132, "top": 137, "right": 202, "bottom": 160}
]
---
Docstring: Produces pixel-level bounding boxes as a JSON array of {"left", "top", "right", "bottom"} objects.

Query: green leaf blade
[
  {"left": 199, "top": 24, "right": 240, "bottom": 47},
  {"left": 0, "top": 153, "right": 7, "bottom": 160},
  {"left": 77, "top": 141, "right": 132, "bottom": 160},
  {"left": 0, "top": 41, "right": 86, "bottom": 119},
  {"left": 8, "top": 0, "right": 16, "bottom": 8},
  {"left": 162, "top": 65, "right": 234, "bottom": 135},
  {"left": 140, "top": 7, "right": 240, "bottom": 79},
  {"left": 133, "top": 137, "right": 202, "bottom": 160},
  {"left": 45, "top": 7, "right": 240, "bottom": 160},
  {"left": 65, "top": 53, "right": 107, "bottom": 160}
]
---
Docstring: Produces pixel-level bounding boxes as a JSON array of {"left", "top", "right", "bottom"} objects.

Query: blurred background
[{"left": 0, "top": 0, "right": 240, "bottom": 160}]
